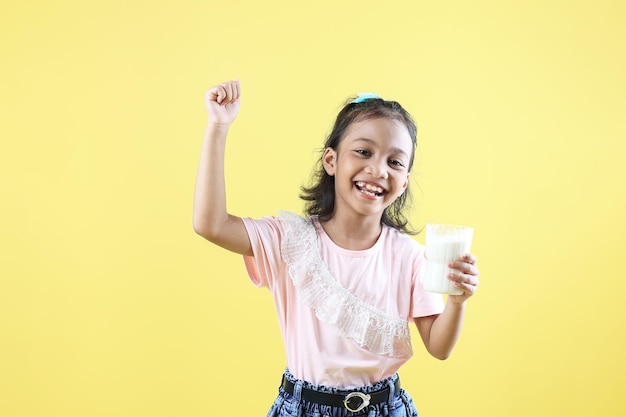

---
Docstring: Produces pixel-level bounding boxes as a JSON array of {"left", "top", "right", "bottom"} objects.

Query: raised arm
[{"left": 193, "top": 80, "right": 252, "bottom": 256}]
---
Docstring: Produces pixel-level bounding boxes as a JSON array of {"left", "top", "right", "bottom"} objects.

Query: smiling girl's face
[{"left": 322, "top": 117, "right": 413, "bottom": 221}]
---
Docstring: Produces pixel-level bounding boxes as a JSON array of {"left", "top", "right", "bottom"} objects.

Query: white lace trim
[{"left": 278, "top": 211, "right": 412, "bottom": 358}]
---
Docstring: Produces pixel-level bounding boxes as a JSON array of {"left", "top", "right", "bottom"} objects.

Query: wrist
[
  {"left": 206, "top": 121, "right": 231, "bottom": 132},
  {"left": 446, "top": 298, "right": 467, "bottom": 309}
]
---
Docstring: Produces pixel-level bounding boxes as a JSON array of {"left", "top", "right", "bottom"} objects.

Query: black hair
[{"left": 300, "top": 97, "right": 419, "bottom": 234}]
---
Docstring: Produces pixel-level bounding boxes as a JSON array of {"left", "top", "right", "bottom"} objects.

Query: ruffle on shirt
[{"left": 278, "top": 211, "right": 412, "bottom": 359}]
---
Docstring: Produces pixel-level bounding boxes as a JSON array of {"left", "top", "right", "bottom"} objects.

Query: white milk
[{"left": 422, "top": 224, "right": 473, "bottom": 295}]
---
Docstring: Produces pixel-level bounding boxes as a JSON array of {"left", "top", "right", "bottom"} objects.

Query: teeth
[
  {"left": 361, "top": 189, "right": 377, "bottom": 197},
  {"left": 356, "top": 181, "right": 384, "bottom": 194}
]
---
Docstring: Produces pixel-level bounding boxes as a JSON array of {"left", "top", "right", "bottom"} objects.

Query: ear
[
  {"left": 401, "top": 173, "right": 410, "bottom": 192},
  {"left": 322, "top": 147, "right": 337, "bottom": 176}
]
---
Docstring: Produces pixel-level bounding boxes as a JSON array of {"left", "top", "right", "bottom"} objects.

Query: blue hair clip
[{"left": 351, "top": 92, "right": 381, "bottom": 104}]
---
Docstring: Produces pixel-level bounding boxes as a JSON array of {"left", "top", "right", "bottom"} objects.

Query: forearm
[
  {"left": 425, "top": 301, "right": 466, "bottom": 360},
  {"left": 193, "top": 123, "right": 230, "bottom": 238}
]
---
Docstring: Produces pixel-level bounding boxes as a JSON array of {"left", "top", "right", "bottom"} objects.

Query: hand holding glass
[{"left": 422, "top": 224, "right": 474, "bottom": 295}]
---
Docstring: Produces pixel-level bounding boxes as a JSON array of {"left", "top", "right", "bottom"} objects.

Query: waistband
[{"left": 280, "top": 373, "right": 401, "bottom": 414}]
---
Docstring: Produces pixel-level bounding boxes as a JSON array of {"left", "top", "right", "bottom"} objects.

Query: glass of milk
[{"left": 422, "top": 224, "right": 474, "bottom": 295}]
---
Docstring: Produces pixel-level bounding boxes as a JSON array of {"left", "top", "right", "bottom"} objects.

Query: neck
[{"left": 320, "top": 212, "right": 383, "bottom": 250}]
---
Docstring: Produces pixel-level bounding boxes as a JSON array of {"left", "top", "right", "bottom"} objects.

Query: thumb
[{"left": 206, "top": 85, "right": 226, "bottom": 104}]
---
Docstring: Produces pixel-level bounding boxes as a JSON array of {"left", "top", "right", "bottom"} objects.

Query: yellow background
[{"left": 2, "top": 0, "right": 625, "bottom": 416}]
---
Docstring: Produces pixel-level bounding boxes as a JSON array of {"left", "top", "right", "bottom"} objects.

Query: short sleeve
[
  {"left": 411, "top": 247, "right": 445, "bottom": 318},
  {"left": 241, "top": 216, "right": 285, "bottom": 288}
]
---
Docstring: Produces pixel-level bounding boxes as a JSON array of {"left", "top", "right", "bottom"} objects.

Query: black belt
[{"left": 281, "top": 375, "right": 401, "bottom": 413}]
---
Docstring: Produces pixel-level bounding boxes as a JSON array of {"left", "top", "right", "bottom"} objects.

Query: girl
[{"left": 193, "top": 80, "right": 480, "bottom": 417}]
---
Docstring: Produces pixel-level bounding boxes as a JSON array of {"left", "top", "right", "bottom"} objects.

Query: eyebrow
[{"left": 353, "top": 138, "right": 410, "bottom": 159}]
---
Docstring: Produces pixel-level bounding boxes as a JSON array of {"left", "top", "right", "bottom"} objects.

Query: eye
[
  {"left": 355, "top": 149, "right": 371, "bottom": 157},
  {"left": 389, "top": 159, "right": 405, "bottom": 168}
]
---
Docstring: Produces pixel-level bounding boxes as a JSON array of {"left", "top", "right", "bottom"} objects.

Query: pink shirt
[{"left": 242, "top": 212, "right": 444, "bottom": 388}]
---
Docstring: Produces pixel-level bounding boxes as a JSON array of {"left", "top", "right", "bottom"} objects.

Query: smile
[{"left": 355, "top": 181, "right": 385, "bottom": 197}]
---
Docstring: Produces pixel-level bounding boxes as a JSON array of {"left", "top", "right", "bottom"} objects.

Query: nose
[{"left": 365, "top": 163, "right": 388, "bottom": 179}]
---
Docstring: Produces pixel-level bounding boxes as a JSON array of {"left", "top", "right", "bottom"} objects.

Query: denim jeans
[{"left": 266, "top": 370, "right": 419, "bottom": 417}]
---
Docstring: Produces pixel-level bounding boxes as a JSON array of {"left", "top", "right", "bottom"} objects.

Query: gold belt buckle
[{"left": 343, "top": 392, "right": 371, "bottom": 413}]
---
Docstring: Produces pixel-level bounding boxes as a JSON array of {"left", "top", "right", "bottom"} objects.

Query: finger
[
  {"left": 233, "top": 79, "right": 241, "bottom": 101},
  {"left": 449, "top": 260, "right": 479, "bottom": 277},
  {"left": 449, "top": 268, "right": 479, "bottom": 286},
  {"left": 462, "top": 253, "right": 477, "bottom": 265},
  {"left": 222, "top": 82, "right": 234, "bottom": 104},
  {"left": 207, "top": 85, "right": 228, "bottom": 104},
  {"left": 224, "top": 80, "right": 239, "bottom": 104},
  {"left": 448, "top": 260, "right": 468, "bottom": 275},
  {"left": 448, "top": 270, "right": 465, "bottom": 283},
  {"left": 229, "top": 81, "right": 240, "bottom": 104},
  {"left": 455, "top": 275, "right": 479, "bottom": 291},
  {"left": 454, "top": 281, "right": 476, "bottom": 296}
]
